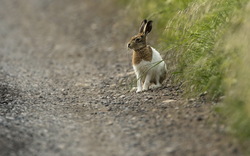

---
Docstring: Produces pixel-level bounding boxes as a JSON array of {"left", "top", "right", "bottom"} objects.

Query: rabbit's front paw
[
  {"left": 136, "top": 88, "right": 142, "bottom": 93},
  {"left": 142, "top": 84, "right": 150, "bottom": 91}
]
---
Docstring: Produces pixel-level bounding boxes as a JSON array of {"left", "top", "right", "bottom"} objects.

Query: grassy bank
[
  {"left": 219, "top": 2, "right": 250, "bottom": 140},
  {"left": 121, "top": 0, "right": 250, "bottom": 142}
]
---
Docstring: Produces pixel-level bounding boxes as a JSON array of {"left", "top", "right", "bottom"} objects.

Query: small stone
[
  {"left": 57, "top": 144, "right": 66, "bottom": 150},
  {"left": 107, "top": 121, "right": 113, "bottom": 125},
  {"left": 197, "top": 116, "right": 203, "bottom": 121},
  {"left": 75, "top": 82, "right": 90, "bottom": 88},
  {"left": 120, "top": 95, "right": 125, "bottom": 99},
  {"left": 0, "top": 117, "right": 4, "bottom": 123},
  {"left": 163, "top": 93, "right": 169, "bottom": 96},
  {"left": 166, "top": 146, "right": 176, "bottom": 154},
  {"left": 107, "top": 107, "right": 112, "bottom": 111},
  {"left": 188, "top": 98, "right": 195, "bottom": 103},
  {"left": 6, "top": 116, "right": 14, "bottom": 120},
  {"left": 162, "top": 99, "right": 176, "bottom": 103},
  {"left": 147, "top": 96, "right": 153, "bottom": 100}
]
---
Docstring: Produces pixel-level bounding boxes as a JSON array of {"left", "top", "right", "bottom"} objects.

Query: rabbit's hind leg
[{"left": 150, "top": 74, "right": 162, "bottom": 89}]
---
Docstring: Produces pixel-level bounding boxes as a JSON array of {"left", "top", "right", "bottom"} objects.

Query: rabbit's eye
[{"left": 135, "top": 38, "right": 141, "bottom": 42}]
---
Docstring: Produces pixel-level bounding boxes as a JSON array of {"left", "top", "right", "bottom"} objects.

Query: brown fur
[
  {"left": 132, "top": 45, "right": 152, "bottom": 65},
  {"left": 128, "top": 33, "right": 147, "bottom": 50}
]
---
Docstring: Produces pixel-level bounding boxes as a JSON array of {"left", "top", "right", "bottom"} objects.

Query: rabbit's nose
[{"left": 128, "top": 43, "right": 131, "bottom": 48}]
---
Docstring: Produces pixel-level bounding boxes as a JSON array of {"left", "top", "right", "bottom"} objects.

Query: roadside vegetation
[{"left": 120, "top": 0, "right": 250, "bottom": 144}]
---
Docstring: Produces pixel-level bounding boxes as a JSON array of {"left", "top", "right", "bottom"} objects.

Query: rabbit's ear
[
  {"left": 139, "top": 19, "right": 147, "bottom": 33},
  {"left": 144, "top": 20, "right": 153, "bottom": 35}
]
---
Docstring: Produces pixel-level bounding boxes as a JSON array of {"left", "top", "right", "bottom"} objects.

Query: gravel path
[{"left": 0, "top": 0, "right": 243, "bottom": 156}]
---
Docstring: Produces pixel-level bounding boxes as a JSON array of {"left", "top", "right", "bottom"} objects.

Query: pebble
[
  {"left": 75, "top": 82, "right": 90, "bottom": 88},
  {"left": 166, "top": 146, "right": 176, "bottom": 154},
  {"left": 188, "top": 98, "right": 195, "bottom": 103},
  {"left": 106, "top": 121, "right": 113, "bottom": 125},
  {"left": 0, "top": 117, "right": 4, "bottom": 123},
  {"left": 57, "top": 144, "right": 66, "bottom": 150},
  {"left": 120, "top": 95, "right": 126, "bottom": 99},
  {"left": 197, "top": 116, "right": 203, "bottom": 121},
  {"left": 6, "top": 116, "right": 15, "bottom": 120},
  {"left": 162, "top": 99, "right": 176, "bottom": 103}
]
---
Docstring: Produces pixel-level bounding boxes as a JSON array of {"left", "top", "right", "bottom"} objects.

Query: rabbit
[{"left": 127, "top": 19, "right": 167, "bottom": 93}]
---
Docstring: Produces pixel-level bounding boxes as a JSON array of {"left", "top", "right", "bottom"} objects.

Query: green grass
[
  {"left": 120, "top": 0, "right": 250, "bottom": 143},
  {"left": 162, "top": 0, "right": 245, "bottom": 98},
  {"left": 218, "top": 2, "right": 250, "bottom": 140}
]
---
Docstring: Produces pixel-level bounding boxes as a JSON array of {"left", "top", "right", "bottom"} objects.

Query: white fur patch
[{"left": 133, "top": 47, "right": 166, "bottom": 92}]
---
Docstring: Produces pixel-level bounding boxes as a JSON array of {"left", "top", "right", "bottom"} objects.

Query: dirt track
[{"left": 0, "top": 0, "right": 243, "bottom": 156}]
